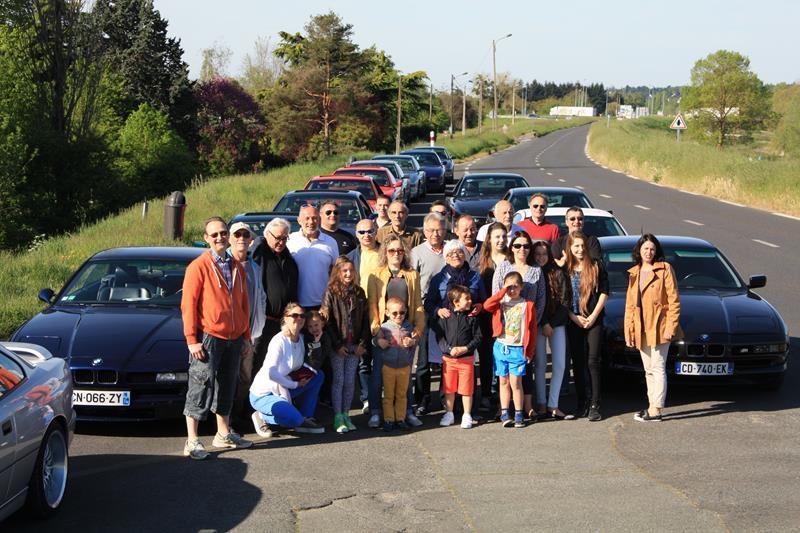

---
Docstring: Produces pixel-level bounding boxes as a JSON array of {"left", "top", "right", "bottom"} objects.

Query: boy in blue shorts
[{"left": 483, "top": 271, "right": 538, "bottom": 428}]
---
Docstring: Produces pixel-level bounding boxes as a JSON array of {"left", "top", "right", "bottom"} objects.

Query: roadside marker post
[
  {"left": 430, "top": 130, "right": 435, "bottom": 147},
  {"left": 670, "top": 113, "right": 687, "bottom": 142}
]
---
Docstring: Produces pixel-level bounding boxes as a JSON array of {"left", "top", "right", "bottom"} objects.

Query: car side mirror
[
  {"left": 38, "top": 288, "right": 55, "bottom": 304},
  {"left": 748, "top": 275, "right": 767, "bottom": 289}
]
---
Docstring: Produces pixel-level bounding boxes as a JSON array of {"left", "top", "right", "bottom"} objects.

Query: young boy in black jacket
[{"left": 432, "top": 285, "right": 482, "bottom": 429}]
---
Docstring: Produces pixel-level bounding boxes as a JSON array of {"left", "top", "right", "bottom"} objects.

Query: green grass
[
  {"left": 587, "top": 117, "right": 800, "bottom": 215},
  {"left": 0, "top": 117, "right": 591, "bottom": 339}
]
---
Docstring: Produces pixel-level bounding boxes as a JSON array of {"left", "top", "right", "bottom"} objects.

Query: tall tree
[
  {"left": 683, "top": 50, "right": 770, "bottom": 146},
  {"left": 239, "top": 36, "right": 284, "bottom": 96},
  {"left": 199, "top": 42, "right": 232, "bottom": 81}
]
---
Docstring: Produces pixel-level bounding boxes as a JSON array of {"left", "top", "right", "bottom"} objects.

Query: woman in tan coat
[{"left": 624, "top": 234, "right": 683, "bottom": 422}]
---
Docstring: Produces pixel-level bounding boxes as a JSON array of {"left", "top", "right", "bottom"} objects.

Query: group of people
[{"left": 179, "top": 192, "right": 681, "bottom": 460}]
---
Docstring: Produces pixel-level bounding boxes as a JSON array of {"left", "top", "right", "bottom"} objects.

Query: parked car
[
  {"left": 332, "top": 166, "right": 407, "bottom": 202},
  {"left": 503, "top": 186, "right": 595, "bottom": 212},
  {"left": 271, "top": 189, "right": 374, "bottom": 234},
  {"left": 401, "top": 149, "right": 445, "bottom": 192},
  {"left": 348, "top": 160, "right": 412, "bottom": 201},
  {"left": 414, "top": 146, "right": 455, "bottom": 183},
  {"left": 11, "top": 247, "right": 206, "bottom": 421},
  {"left": 513, "top": 207, "right": 627, "bottom": 237},
  {"left": 228, "top": 213, "right": 301, "bottom": 236},
  {"left": 600, "top": 235, "right": 789, "bottom": 389},
  {"left": 372, "top": 154, "right": 426, "bottom": 200},
  {"left": 0, "top": 342, "right": 75, "bottom": 521},
  {"left": 305, "top": 175, "right": 382, "bottom": 210},
  {"left": 446, "top": 173, "right": 528, "bottom": 227}
]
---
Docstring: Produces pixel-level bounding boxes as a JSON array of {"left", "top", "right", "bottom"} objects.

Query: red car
[
  {"left": 304, "top": 175, "right": 381, "bottom": 210},
  {"left": 333, "top": 166, "right": 405, "bottom": 201}
]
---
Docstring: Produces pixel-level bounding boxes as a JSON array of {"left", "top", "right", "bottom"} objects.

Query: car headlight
[{"left": 156, "top": 372, "right": 189, "bottom": 382}]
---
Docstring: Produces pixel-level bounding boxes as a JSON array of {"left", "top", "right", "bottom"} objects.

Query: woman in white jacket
[{"left": 249, "top": 303, "right": 325, "bottom": 435}]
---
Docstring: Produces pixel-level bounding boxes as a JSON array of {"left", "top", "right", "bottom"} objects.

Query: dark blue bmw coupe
[{"left": 11, "top": 247, "right": 204, "bottom": 421}]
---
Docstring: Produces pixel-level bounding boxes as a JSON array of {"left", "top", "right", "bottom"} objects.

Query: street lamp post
[
  {"left": 395, "top": 73, "right": 402, "bottom": 154},
  {"left": 450, "top": 71, "right": 467, "bottom": 137},
  {"left": 462, "top": 80, "right": 468, "bottom": 136},
  {"left": 492, "top": 33, "right": 512, "bottom": 131}
]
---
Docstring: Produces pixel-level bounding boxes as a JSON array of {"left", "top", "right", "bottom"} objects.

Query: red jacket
[
  {"left": 181, "top": 251, "right": 251, "bottom": 344},
  {"left": 483, "top": 288, "right": 537, "bottom": 360}
]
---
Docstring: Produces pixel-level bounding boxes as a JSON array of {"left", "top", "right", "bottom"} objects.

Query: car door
[{"left": 0, "top": 351, "right": 27, "bottom": 504}]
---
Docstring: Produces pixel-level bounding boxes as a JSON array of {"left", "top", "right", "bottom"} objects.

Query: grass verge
[
  {"left": 587, "top": 117, "right": 800, "bottom": 215},
  {"left": 1, "top": 117, "right": 590, "bottom": 338}
]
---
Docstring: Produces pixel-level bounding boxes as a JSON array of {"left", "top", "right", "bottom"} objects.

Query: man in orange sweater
[{"left": 181, "top": 216, "right": 254, "bottom": 460}]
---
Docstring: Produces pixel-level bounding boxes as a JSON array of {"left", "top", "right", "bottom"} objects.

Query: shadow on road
[{"left": 5, "top": 453, "right": 261, "bottom": 532}]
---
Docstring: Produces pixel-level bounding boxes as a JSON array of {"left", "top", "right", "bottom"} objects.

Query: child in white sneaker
[{"left": 433, "top": 285, "right": 482, "bottom": 428}]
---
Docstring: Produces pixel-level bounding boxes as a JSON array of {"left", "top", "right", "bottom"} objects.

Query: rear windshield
[
  {"left": 355, "top": 162, "right": 400, "bottom": 180},
  {"left": 273, "top": 196, "right": 364, "bottom": 223},
  {"left": 458, "top": 177, "right": 527, "bottom": 197},
  {"left": 509, "top": 192, "right": 594, "bottom": 211},
  {"left": 377, "top": 157, "right": 415, "bottom": 171},
  {"left": 408, "top": 152, "right": 441, "bottom": 166},
  {"left": 545, "top": 215, "right": 625, "bottom": 238},
  {"left": 334, "top": 169, "right": 390, "bottom": 187}
]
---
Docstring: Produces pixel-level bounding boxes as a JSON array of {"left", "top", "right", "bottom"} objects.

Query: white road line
[
  {"left": 634, "top": 204, "right": 651, "bottom": 210},
  {"left": 575, "top": 185, "right": 585, "bottom": 190},
  {"left": 599, "top": 194, "right": 613, "bottom": 199},
  {"left": 683, "top": 219, "right": 704, "bottom": 226},
  {"left": 719, "top": 199, "right": 745, "bottom": 207},
  {"left": 752, "top": 239, "right": 780, "bottom": 248},
  {"left": 600, "top": 165, "right": 608, "bottom": 169},
  {"left": 546, "top": 172, "right": 553, "bottom": 176},
  {"left": 629, "top": 175, "right": 640, "bottom": 180},
  {"left": 773, "top": 212, "right": 800, "bottom": 222},
  {"left": 679, "top": 189, "right": 701, "bottom": 196},
  {"left": 558, "top": 178, "right": 566, "bottom": 183}
]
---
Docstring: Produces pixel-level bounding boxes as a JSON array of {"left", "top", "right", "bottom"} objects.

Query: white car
[
  {"left": 513, "top": 207, "right": 628, "bottom": 237},
  {"left": 0, "top": 342, "right": 75, "bottom": 521}
]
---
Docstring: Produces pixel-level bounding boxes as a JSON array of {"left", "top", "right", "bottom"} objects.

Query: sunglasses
[
  {"left": 531, "top": 204, "right": 546, "bottom": 209},
  {"left": 357, "top": 229, "right": 375, "bottom": 235},
  {"left": 299, "top": 203, "right": 318, "bottom": 209},
  {"left": 286, "top": 313, "right": 305, "bottom": 320},
  {"left": 208, "top": 231, "right": 229, "bottom": 238},
  {"left": 268, "top": 231, "right": 288, "bottom": 242},
  {"left": 233, "top": 231, "right": 251, "bottom": 239},
  {"left": 324, "top": 210, "right": 339, "bottom": 216},
  {"left": 387, "top": 248, "right": 404, "bottom": 255},
  {"left": 390, "top": 311, "right": 406, "bottom": 316},
  {"left": 568, "top": 217, "right": 584, "bottom": 222},
  {"left": 512, "top": 243, "right": 531, "bottom": 250}
]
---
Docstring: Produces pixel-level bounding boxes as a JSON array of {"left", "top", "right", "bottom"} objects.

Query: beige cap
[{"left": 229, "top": 222, "right": 254, "bottom": 238}]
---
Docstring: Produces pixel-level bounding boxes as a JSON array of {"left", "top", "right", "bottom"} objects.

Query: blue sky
[{"left": 154, "top": 0, "right": 798, "bottom": 89}]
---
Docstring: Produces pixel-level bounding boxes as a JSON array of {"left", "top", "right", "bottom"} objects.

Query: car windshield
[
  {"left": 58, "top": 260, "right": 191, "bottom": 306},
  {"left": 378, "top": 157, "right": 415, "bottom": 171},
  {"left": 273, "top": 196, "right": 364, "bottom": 222},
  {"left": 546, "top": 215, "right": 625, "bottom": 237},
  {"left": 307, "top": 179, "right": 377, "bottom": 200},
  {"left": 233, "top": 217, "right": 301, "bottom": 235},
  {"left": 459, "top": 177, "right": 527, "bottom": 197},
  {"left": 604, "top": 248, "right": 743, "bottom": 291},
  {"left": 334, "top": 169, "right": 390, "bottom": 187},
  {"left": 408, "top": 152, "right": 440, "bottom": 166},
  {"left": 509, "top": 192, "right": 594, "bottom": 211},
  {"left": 418, "top": 147, "right": 451, "bottom": 160},
  {"left": 356, "top": 162, "right": 400, "bottom": 180}
]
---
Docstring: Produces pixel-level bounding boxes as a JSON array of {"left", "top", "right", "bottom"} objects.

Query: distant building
[
  {"left": 549, "top": 106, "right": 595, "bottom": 117},
  {"left": 617, "top": 105, "right": 649, "bottom": 119}
]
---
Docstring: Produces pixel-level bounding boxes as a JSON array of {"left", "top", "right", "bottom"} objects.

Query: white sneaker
[
  {"left": 361, "top": 401, "right": 369, "bottom": 414},
  {"left": 460, "top": 414, "right": 474, "bottom": 429},
  {"left": 440, "top": 411, "right": 455, "bottom": 427},
  {"left": 406, "top": 413, "right": 423, "bottom": 427},
  {"left": 368, "top": 413, "right": 381, "bottom": 428},
  {"left": 251, "top": 411, "right": 273, "bottom": 438}
]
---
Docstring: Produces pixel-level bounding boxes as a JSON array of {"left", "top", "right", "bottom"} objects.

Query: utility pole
[
  {"left": 450, "top": 72, "right": 467, "bottom": 137},
  {"left": 492, "top": 33, "right": 512, "bottom": 131},
  {"left": 429, "top": 82, "right": 433, "bottom": 123},
  {"left": 395, "top": 74, "right": 402, "bottom": 154},
  {"left": 462, "top": 82, "right": 467, "bottom": 136},
  {"left": 478, "top": 76, "right": 483, "bottom": 134},
  {"left": 511, "top": 81, "right": 516, "bottom": 124},
  {"left": 605, "top": 89, "right": 610, "bottom": 128}
]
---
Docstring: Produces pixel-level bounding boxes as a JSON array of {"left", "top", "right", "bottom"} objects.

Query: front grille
[
  {"left": 97, "top": 370, "right": 118, "bottom": 384},
  {"left": 73, "top": 370, "right": 94, "bottom": 384},
  {"left": 686, "top": 344, "right": 726, "bottom": 357}
]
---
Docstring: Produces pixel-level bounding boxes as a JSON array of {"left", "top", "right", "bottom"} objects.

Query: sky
[{"left": 153, "top": 0, "right": 799, "bottom": 90}]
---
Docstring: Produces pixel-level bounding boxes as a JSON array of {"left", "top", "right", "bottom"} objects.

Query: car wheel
[{"left": 26, "top": 423, "right": 69, "bottom": 518}]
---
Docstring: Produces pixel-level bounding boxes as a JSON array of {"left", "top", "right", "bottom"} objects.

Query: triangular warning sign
[{"left": 670, "top": 113, "right": 687, "bottom": 129}]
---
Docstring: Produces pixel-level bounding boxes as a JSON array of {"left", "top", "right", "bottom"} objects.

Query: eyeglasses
[
  {"left": 568, "top": 217, "right": 584, "bottom": 222},
  {"left": 511, "top": 243, "right": 531, "bottom": 250},
  {"left": 387, "top": 248, "right": 404, "bottom": 255},
  {"left": 208, "top": 231, "right": 229, "bottom": 238},
  {"left": 357, "top": 229, "right": 375, "bottom": 235},
  {"left": 389, "top": 311, "right": 406, "bottom": 316},
  {"left": 268, "top": 231, "right": 288, "bottom": 242},
  {"left": 324, "top": 210, "right": 339, "bottom": 216},
  {"left": 447, "top": 250, "right": 465, "bottom": 257},
  {"left": 531, "top": 204, "right": 546, "bottom": 209},
  {"left": 286, "top": 313, "right": 305, "bottom": 320},
  {"left": 233, "top": 231, "right": 251, "bottom": 239},
  {"left": 299, "top": 203, "right": 318, "bottom": 209}
]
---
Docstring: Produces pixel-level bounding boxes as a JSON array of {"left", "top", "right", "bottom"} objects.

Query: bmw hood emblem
[
  {"left": 91, "top": 358, "right": 103, "bottom": 366},
  {"left": 699, "top": 334, "right": 710, "bottom": 342}
]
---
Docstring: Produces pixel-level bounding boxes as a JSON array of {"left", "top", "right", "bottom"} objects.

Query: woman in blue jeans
[{"left": 250, "top": 302, "right": 325, "bottom": 435}]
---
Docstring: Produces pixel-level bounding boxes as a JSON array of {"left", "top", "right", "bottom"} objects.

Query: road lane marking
[
  {"left": 683, "top": 219, "right": 704, "bottom": 226},
  {"left": 773, "top": 212, "right": 800, "bottom": 221},
  {"left": 575, "top": 185, "right": 585, "bottom": 190},
  {"left": 719, "top": 199, "right": 745, "bottom": 207},
  {"left": 752, "top": 239, "right": 780, "bottom": 248},
  {"left": 679, "top": 189, "right": 701, "bottom": 196},
  {"left": 558, "top": 178, "right": 566, "bottom": 183},
  {"left": 634, "top": 204, "right": 651, "bottom": 210},
  {"left": 599, "top": 194, "right": 613, "bottom": 199},
  {"left": 546, "top": 172, "right": 553, "bottom": 176}
]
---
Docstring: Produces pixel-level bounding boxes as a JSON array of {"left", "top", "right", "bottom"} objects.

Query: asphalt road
[{"left": 9, "top": 125, "right": 798, "bottom": 532}]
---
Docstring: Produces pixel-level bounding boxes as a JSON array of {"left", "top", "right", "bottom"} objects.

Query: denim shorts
[
  {"left": 493, "top": 341, "right": 526, "bottom": 377},
  {"left": 183, "top": 333, "right": 242, "bottom": 420}
]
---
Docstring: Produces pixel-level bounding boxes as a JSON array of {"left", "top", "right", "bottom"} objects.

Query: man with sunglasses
[
  {"left": 287, "top": 205, "right": 338, "bottom": 310},
  {"left": 518, "top": 193, "right": 560, "bottom": 244},
  {"left": 376, "top": 200, "right": 424, "bottom": 251},
  {"left": 320, "top": 201, "right": 356, "bottom": 255},
  {"left": 181, "top": 216, "right": 253, "bottom": 460},
  {"left": 429, "top": 200, "right": 457, "bottom": 239},
  {"left": 551, "top": 206, "right": 602, "bottom": 266}
]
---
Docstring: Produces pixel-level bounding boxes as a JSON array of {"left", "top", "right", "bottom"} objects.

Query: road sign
[{"left": 670, "top": 113, "right": 687, "bottom": 130}]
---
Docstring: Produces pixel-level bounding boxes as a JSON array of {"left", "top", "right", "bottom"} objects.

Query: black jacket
[
  {"left": 542, "top": 264, "right": 570, "bottom": 328},
  {"left": 432, "top": 310, "right": 482, "bottom": 358},
  {"left": 303, "top": 328, "right": 332, "bottom": 370},
  {"left": 251, "top": 237, "right": 298, "bottom": 319}
]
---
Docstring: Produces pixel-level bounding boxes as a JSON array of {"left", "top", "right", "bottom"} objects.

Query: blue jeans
[
  {"left": 249, "top": 370, "right": 324, "bottom": 428},
  {"left": 368, "top": 349, "right": 414, "bottom": 417}
]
